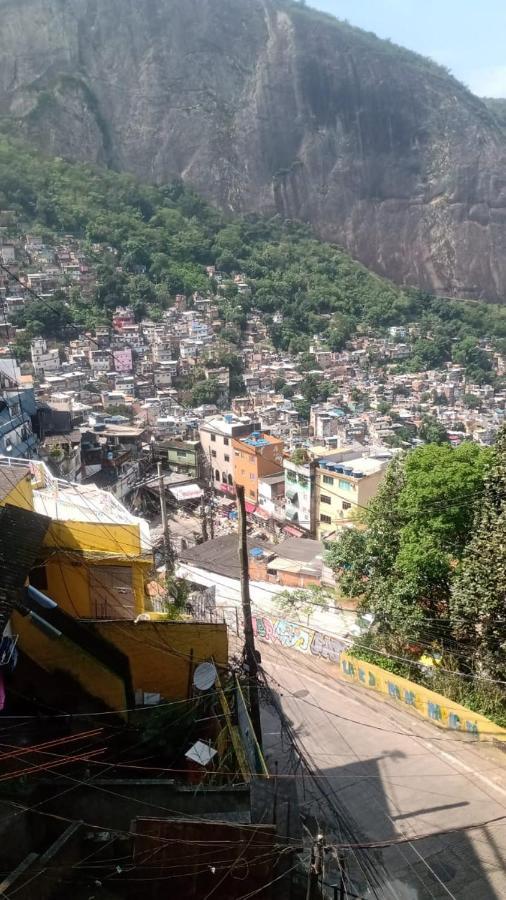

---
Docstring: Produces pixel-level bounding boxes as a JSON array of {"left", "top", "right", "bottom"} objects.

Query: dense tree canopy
[
  {"left": 325, "top": 443, "right": 491, "bottom": 647},
  {"left": 1, "top": 133, "right": 506, "bottom": 355},
  {"left": 451, "top": 428, "right": 506, "bottom": 680}
]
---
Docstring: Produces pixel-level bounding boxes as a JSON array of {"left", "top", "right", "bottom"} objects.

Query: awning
[
  {"left": 169, "top": 483, "right": 203, "bottom": 501},
  {"left": 245, "top": 501, "right": 257, "bottom": 514},
  {"left": 285, "top": 486, "right": 298, "bottom": 501},
  {"left": 283, "top": 525, "right": 304, "bottom": 538},
  {"left": 285, "top": 507, "right": 299, "bottom": 522}
]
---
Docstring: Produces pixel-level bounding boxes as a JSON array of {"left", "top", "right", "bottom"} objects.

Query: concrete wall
[
  {"left": 93, "top": 621, "right": 228, "bottom": 700},
  {"left": 44, "top": 519, "right": 141, "bottom": 555},
  {"left": 251, "top": 610, "right": 506, "bottom": 745},
  {"left": 2, "top": 473, "right": 34, "bottom": 510},
  {"left": 340, "top": 652, "right": 506, "bottom": 745},
  {"left": 12, "top": 610, "right": 129, "bottom": 715},
  {"left": 44, "top": 555, "right": 149, "bottom": 619}
]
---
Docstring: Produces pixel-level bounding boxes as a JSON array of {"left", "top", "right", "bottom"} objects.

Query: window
[
  {"left": 224, "top": 437, "right": 229, "bottom": 446},
  {"left": 342, "top": 501, "right": 352, "bottom": 511},
  {"left": 215, "top": 469, "right": 220, "bottom": 481},
  {"left": 323, "top": 475, "right": 333, "bottom": 486},
  {"left": 228, "top": 474, "right": 233, "bottom": 486},
  {"left": 224, "top": 454, "right": 230, "bottom": 462},
  {"left": 250, "top": 473, "right": 256, "bottom": 480},
  {"left": 286, "top": 471, "right": 297, "bottom": 483},
  {"left": 338, "top": 479, "right": 351, "bottom": 491},
  {"left": 320, "top": 494, "right": 331, "bottom": 504},
  {"left": 320, "top": 514, "right": 332, "bottom": 524},
  {"left": 211, "top": 450, "right": 217, "bottom": 458},
  {"left": 176, "top": 449, "right": 187, "bottom": 457},
  {"left": 222, "top": 472, "right": 227, "bottom": 483},
  {"left": 211, "top": 434, "right": 216, "bottom": 442}
]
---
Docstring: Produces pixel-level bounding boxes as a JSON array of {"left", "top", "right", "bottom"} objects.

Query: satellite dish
[{"left": 193, "top": 661, "right": 217, "bottom": 692}]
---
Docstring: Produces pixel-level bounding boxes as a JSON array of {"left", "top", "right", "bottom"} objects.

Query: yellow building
[
  {"left": 1, "top": 458, "right": 229, "bottom": 716},
  {"left": 0, "top": 459, "right": 152, "bottom": 619},
  {"left": 316, "top": 454, "right": 389, "bottom": 540}
]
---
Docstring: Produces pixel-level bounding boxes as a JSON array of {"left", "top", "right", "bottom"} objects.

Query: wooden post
[{"left": 236, "top": 484, "right": 262, "bottom": 744}]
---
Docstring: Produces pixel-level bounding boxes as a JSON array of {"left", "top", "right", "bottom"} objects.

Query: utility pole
[
  {"left": 306, "top": 834, "right": 324, "bottom": 900},
  {"left": 207, "top": 449, "right": 215, "bottom": 539},
  {"left": 157, "top": 461, "right": 172, "bottom": 571},
  {"left": 236, "top": 484, "right": 262, "bottom": 744},
  {"left": 200, "top": 494, "right": 209, "bottom": 543}
]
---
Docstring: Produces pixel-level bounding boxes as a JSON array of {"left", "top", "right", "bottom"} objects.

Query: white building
[{"left": 31, "top": 338, "right": 60, "bottom": 377}]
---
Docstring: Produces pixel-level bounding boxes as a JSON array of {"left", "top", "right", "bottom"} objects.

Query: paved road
[{"left": 258, "top": 641, "right": 506, "bottom": 900}]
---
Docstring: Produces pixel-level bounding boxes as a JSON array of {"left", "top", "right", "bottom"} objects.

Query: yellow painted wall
[
  {"left": 44, "top": 555, "right": 149, "bottom": 619},
  {"left": 44, "top": 520, "right": 141, "bottom": 555},
  {"left": 1, "top": 473, "right": 34, "bottom": 511},
  {"left": 12, "top": 610, "right": 128, "bottom": 717},
  {"left": 316, "top": 469, "right": 385, "bottom": 538},
  {"left": 93, "top": 621, "right": 229, "bottom": 700},
  {"left": 340, "top": 652, "right": 506, "bottom": 744}
]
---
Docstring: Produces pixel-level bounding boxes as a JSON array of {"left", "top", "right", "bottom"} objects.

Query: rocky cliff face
[{"left": 1, "top": 0, "right": 506, "bottom": 301}]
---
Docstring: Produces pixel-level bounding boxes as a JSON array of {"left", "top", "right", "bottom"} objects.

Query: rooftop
[{"left": 0, "top": 464, "right": 30, "bottom": 503}]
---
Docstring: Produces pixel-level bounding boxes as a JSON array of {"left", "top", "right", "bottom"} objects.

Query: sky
[{"left": 310, "top": 0, "right": 506, "bottom": 98}]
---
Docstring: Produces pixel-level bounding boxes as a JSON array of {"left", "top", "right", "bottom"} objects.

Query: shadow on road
[{"left": 262, "top": 686, "right": 501, "bottom": 900}]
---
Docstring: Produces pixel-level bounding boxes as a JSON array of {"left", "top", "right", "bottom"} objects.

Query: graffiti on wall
[
  {"left": 252, "top": 615, "right": 344, "bottom": 664},
  {"left": 340, "top": 654, "right": 488, "bottom": 740}
]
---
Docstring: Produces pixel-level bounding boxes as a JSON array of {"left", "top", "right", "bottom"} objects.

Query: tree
[
  {"left": 277, "top": 585, "right": 332, "bottom": 622},
  {"left": 463, "top": 393, "right": 482, "bottom": 410},
  {"left": 325, "top": 443, "right": 491, "bottom": 647},
  {"left": 450, "top": 427, "right": 506, "bottom": 679},
  {"left": 418, "top": 416, "right": 449, "bottom": 445},
  {"left": 191, "top": 378, "right": 221, "bottom": 407}
]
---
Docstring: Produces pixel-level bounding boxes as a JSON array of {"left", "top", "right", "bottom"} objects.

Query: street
[{"left": 258, "top": 641, "right": 506, "bottom": 899}]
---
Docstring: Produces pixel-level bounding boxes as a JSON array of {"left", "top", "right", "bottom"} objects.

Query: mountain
[{"left": 1, "top": 0, "right": 506, "bottom": 302}]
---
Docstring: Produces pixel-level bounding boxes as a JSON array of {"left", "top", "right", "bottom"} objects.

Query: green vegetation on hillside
[{"left": 1, "top": 134, "right": 506, "bottom": 356}]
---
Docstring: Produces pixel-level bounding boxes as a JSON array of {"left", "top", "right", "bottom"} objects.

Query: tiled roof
[
  {"left": 0, "top": 466, "right": 30, "bottom": 504},
  {"left": 0, "top": 505, "right": 51, "bottom": 634}
]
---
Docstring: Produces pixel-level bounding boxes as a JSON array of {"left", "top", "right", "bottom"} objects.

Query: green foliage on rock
[{"left": 1, "top": 133, "right": 506, "bottom": 353}]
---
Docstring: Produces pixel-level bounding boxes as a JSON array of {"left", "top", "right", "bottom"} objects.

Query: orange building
[{"left": 232, "top": 432, "right": 284, "bottom": 506}]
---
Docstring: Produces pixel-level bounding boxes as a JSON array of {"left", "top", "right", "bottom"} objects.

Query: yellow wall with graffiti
[
  {"left": 340, "top": 653, "right": 506, "bottom": 745},
  {"left": 250, "top": 611, "right": 506, "bottom": 745}
]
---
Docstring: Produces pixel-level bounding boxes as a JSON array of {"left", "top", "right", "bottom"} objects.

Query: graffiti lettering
[
  {"left": 428, "top": 702, "right": 442, "bottom": 721},
  {"left": 252, "top": 615, "right": 311, "bottom": 654},
  {"left": 274, "top": 619, "right": 311, "bottom": 653},
  {"left": 310, "top": 631, "right": 343, "bottom": 663}
]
